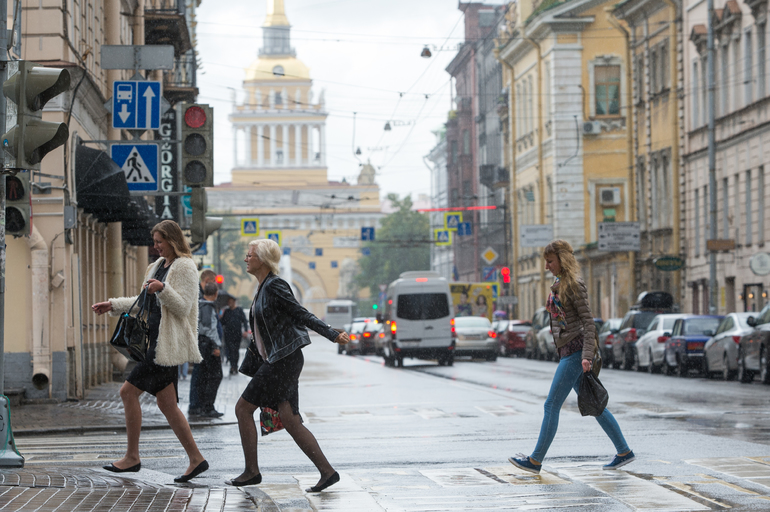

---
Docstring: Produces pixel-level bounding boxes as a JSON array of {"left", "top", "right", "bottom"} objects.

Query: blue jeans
[{"left": 531, "top": 351, "right": 630, "bottom": 463}]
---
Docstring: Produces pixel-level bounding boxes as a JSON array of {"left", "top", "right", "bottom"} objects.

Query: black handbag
[
  {"left": 578, "top": 372, "right": 609, "bottom": 417},
  {"left": 109, "top": 291, "right": 149, "bottom": 363},
  {"left": 238, "top": 339, "right": 263, "bottom": 377}
]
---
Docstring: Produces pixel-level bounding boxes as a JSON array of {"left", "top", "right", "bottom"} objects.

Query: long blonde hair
[
  {"left": 544, "top": 239, "right": 581, "bottom": 304},
  {"left": 151, "top": 220, "right": 192, "bottom": 259}
]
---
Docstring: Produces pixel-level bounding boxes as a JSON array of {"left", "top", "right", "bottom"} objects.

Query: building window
[
  {"left": 661, "top": 41, "right": 669, "bottom": 90},
  {"left": 721, "top": 45, "right": 730, "bottom": 115},
  {"left": 704, "top": 185, "right": 710, "bottom": 252},
  {"left": 463, "top": 130, "right": 470, "bottom": 155},
  {"left": 695, "top": 188, "right": 700, "bottom": 256},
  {"left": 760, "top": 166, "right": 766, "bottom": 243},
  {"left": 759, "top": 24, "right": 767, "bottom": 98},
  {"left": 746, "top": 30, "right": 754, "bottom": 104},
  {"left": 638, "top": 159, "right": 647, "bottom": 230},
  {"left": 516, "top": 84, "right": 522, "bottom": 138},
  {"left": 635, "top": 54, "right": 644, "bottom": 103},
  {"left": 723, "top": 177, "right": 729, "bottom": 239},
  {"left": 734, "top": 36, "right": 743, "bottom": 108},
  {"left": 451, "top": 188, "right": 459, "bottom": 207},
  {"left": 701, "top": 56, "right": 708, "bottom": 120},
  {"left": 650, "top": 49, "right": 658, "bottom": 94},
  {"left": 692, "top": 61, "right": 700, "bottom": 127},
  {"left": 451, "top": 140, "right": 458, "bottom": 164},
  {"left": 735, "top": 173, "right": 741, "bottom": 241},
  {"left": 650, "top": 158, "right": 659, "bottom": 229},
  {"left": 275, "top": 92, "right": 283, "bottom": 106},
  {"left": 660, "top": 154, "right": 670, "bottom": 228},
  {"left": 595, "top": 65, "right": 621, "bottom": 116},
  {"left": 746, "top": 169, "right": 753, "bottom": 245},
  {"left": 527, "top": 76, "right": 534, "bottom": 133}
]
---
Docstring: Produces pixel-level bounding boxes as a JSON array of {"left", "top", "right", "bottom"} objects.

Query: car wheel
[
  {"left": 633, "top": 349, "right": 645, "bottom": 372},
  {"left": 662, "top": 350, "right": 674, "bottom": 376},
  {"left": 486, "top": 351, "right": 498, "bottom": 362},
  {"left": 761, "top": 347, "right": 770, "bottom": 385},
  {"left": 622, "top": 348, "right": 634, "bottom": 371},
  {"left": 723, "top": 353, "right": 736, "bottom": 381},
  {"left": 703, "top": 357, "right": 713, "bottom": 379},
  {"left": 396, "top": 355, "right": 404, "bottom": 368},
  {"left": 738, "top": 349, "right": 754, "bottom": 383},
  {"left": 499, "top": 343, "right": 508, "bottom": 357},
  {"left": 648, "top": 349, "right": 660, "bottom": 374},
  {"left": 337, "top": 344, "right": 343, "bottom": 355},
  {"left": 675, "top": 355, "right": 688, "bottom": 378}
]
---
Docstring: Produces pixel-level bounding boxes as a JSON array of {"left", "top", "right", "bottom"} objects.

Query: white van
[{"left": 376, "top": 271, "right": 455, "bottom": 367}]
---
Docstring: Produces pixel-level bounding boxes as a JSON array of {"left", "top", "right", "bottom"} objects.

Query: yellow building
[
  {"left": 209, "top": 0, "right": 382, "bottom": 317},
  {"left": 496, "top": 0, "right": 634, "bottom": 320}
]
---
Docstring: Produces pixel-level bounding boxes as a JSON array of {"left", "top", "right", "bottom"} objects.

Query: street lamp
[{"left": 421, "top": 45, "right": 432, "bottom": 58}]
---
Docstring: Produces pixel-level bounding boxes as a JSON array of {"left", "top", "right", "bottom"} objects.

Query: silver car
[
  {"left": 703, "top": 312, "right": 754, "bottom": 380},
  {"left": 634, "top": 314, "right": 688, "bottom": 373},
  {"left": 453, "top": 316, "right": 498, "bottom": 361}
]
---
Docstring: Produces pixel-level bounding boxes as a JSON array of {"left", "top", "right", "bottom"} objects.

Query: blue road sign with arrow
[
  {"left": 113, "top": 81, "right": 162, "bottom": 130},
  {"left": 457, "top": 222, "right": 473, "bottom": 236},
  {"left": 111, "top": 144, "right": 159, "bottom": 192}
]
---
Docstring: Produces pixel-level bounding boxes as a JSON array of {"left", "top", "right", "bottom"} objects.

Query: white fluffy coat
[{"left": 110, "top": 257, "right": 202, "bottom": 366}]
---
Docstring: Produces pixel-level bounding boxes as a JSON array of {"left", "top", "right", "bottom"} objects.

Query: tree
[{"left": 356, "top": 194, "right": 431, "bottom": 298}]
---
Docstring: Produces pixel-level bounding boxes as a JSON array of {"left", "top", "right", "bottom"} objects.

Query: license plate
[{"left": 686, "top": 342, "right": 703, "bottom": 351}]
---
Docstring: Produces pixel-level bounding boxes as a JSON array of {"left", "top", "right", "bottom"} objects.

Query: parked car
[
  {"left": 525, "top": 307, "right": 550, "bottom": 359},
  {"left": 633, "top": 314, "right": 688, "bottom": 373},
  {"left": 703, "top": 312, "right": 754, "bottom": 380},
  {"left": 536, "top": 325, "right": 557, "bottom": 361},
  {"left": 597, "top": 318, "right": 622, "bottom": 368},
  {"left": 663, "top": 315, "right": 723, "bottom": 377},
  {"left": 613, "top": 291, "right": 676, "bottom": 370},
  {"left": 737, "top": 304, "right": 770, "bottom": 384},
  {"left": 498, "top": 320, "right": 531, "bottom": 357},
  {"left": 453, "top": 316, "right": 498, "bottom": 361}
]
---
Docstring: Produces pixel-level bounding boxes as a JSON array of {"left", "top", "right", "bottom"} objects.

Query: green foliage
[{"left": 355, "top": 194, "right": 431, "bottom": 298}]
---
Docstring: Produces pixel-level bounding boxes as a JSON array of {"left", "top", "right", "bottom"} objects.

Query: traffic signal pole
[{"left": 0, "top": 0, "right": 8, "bottom": 396}]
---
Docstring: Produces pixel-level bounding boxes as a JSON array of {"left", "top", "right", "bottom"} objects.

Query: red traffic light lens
[
  {"left": 215, "top": 275, "right": 224, "bottom": 284},
  {"left": 184, "top": 106, "right": 206, "bottom": 128}
]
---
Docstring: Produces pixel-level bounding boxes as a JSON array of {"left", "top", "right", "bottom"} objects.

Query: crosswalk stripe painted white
[{"left": 688, "top": 456, "right": 770, "bottom": 490}]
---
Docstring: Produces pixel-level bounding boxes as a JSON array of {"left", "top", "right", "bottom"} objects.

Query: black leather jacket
[{"left": 250, "top": 273, "right": 338, "bottom": 363}]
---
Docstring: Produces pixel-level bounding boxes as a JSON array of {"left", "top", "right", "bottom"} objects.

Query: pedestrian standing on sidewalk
[
  {"left": 221, "top": 296, "right": 249, "bottom": 375},
  {"left": 226, "top": 239, "right": 350, "bottom": 492},
  {"left": 189, "top": 270, "right": 222, "bottom": 416},
  {"left": 192, "top": 281, "right": 224, "bottom": 417},
  {"left": 509, "top": 239, "right": 635, "bottom": 473},
  {"left": 92, "top": 220, "right": 209, "bottom": 483}
]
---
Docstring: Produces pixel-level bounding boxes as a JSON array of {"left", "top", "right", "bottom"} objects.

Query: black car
[
  {"left": 597, "top": 318, "right": 622, "bottom": 367},
  {"left": 737, "top": 303, "right": 770, "bottom": 384},
  {"left": 613, "top": 291, "right": 675, "bottom": 370}
]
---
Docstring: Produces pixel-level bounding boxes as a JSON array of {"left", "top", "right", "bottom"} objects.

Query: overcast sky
[{"left": 195, "top": 0, "right": 505, "bottom": 203}]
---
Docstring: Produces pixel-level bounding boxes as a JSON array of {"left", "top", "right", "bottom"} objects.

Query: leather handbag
[
  {"left": 109, "top": 291, "right": 149, "bottom": 363},
  {"left": 238, "top": 339, "right": 263, "bottom": 377}
]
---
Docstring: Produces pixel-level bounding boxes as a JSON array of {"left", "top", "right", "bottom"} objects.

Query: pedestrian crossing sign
[
  {"left": 241, "top": 218, "right": 259, "bottom": 236},
  {"left": 444, "top": 212, "right": 462, "bottom": 231},
  {"left": 111, "top": 144, "right": 159, "bottom": 192},
  {"left": 264, "top": 230, "right": 281, "bottom": 245},
  {"left": 434, "top": 229, "right": 452, "bottom": 246}
]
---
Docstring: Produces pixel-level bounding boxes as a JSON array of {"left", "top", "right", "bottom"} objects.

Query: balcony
[
  {"left": 479, "top": 164, "right": 509, "bottom": 189},
  {"left": 163, "top": 55, "right": 197, "bottom": 104},
  {"left": 145, "top": 0, "right": 192, "bottom": 56}
]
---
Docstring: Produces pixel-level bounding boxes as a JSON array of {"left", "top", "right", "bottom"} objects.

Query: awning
[{"left": 75, "top": 144, "right": 159, "bottom": 246}]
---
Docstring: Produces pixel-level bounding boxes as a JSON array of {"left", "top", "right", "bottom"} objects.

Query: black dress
[{"left": 126, "top": 263, "right": 178, "bottom": 400}]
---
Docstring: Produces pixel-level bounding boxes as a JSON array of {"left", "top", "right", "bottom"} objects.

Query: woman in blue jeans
[{"left": 509, "top": 239, "right": 634, "bottom": 473}]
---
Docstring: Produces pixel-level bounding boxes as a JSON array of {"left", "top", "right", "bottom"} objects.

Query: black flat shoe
[
  {"left": 103, "top": 462, "right": 141, "bottom": 473},
  {"left": 174, "top": 460, "right": 209, "bottom": 483},
  {"left": 224, "top": 473, "right": 262, "bottom": 487},
  {"left": 305, "top": 471, "right": 339, "bottom": 493}
]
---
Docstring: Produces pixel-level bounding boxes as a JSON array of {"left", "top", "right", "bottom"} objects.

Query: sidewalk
[{"left": 0, "top": 363, "right": 282, "bottom": 511}]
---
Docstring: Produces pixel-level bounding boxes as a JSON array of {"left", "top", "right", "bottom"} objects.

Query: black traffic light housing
[
  {"left": 180, "top": 103, "right": 214, "bottom": 187},
  {"left": 6, "top": 171, "right": 31, "bottom": 237},
  {"left": 190, "top": 187, "right": 222, "bottom": 245},
  {"left": 2, "top": 60, "right": 70, "bottom": 170}
]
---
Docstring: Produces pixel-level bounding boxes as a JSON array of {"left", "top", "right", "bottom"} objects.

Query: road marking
[
  {"left": 295, "top": 472, "right": 384, "bottom": 511},
  {"left": 420, "top": 467, "right": 498, "bottom": 486},
  {"left": 661, "top": 481, "right": 732, "bottom": 508},
  {"left": 475, "top": 405, "right": 520, "bottom": 416},
  {"left": 688, "top": 457, "right": 770, "bottom": 489}
]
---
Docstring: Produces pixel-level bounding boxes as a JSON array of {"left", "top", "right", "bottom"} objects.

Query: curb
[{"left": 13, "top": 420, "right": 238, "bottom": 436}]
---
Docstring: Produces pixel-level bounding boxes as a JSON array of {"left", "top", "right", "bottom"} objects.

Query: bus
[{"left": 325, "top": 300, "right": 357, "bottom": 330}]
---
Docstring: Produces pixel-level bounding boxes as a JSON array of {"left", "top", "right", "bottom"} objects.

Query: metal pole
[
  {"left": 0, "top": 0, "right": 8, "bottom": 394},
  {"left": 707, "top": 0, "right": 717, "bottom": 313}
]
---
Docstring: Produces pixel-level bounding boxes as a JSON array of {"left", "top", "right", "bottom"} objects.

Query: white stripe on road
[{"left": 688, "top": 456, "right": 770, "bottom": 489}]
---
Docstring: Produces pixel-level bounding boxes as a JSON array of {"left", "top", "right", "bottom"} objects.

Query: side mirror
[
  {"left": 747, "top": 316, "right": 757, "bottom": 327},
  {"left": 663, "top": 331, "right": 671, "bottom": 337}
]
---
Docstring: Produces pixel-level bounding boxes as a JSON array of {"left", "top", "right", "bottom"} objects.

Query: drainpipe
[
  {"left": 605, "top": 9, "right": 638, "bottom": 307},
  {"left": 27, "top": 226, "right": 50, "bottom": 393},
  {"left": 525, "top": 36, "right": 546, "bottom": 305}
]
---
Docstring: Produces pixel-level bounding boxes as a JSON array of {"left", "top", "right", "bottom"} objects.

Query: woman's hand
[
  {"left": 582, "top": 358, "right": 592, "bottom": 373},
  {"left": 145, "top": 279, "right": 164, "bottom": 294},
  {"left": 91, "top": 301, "right": 113, "bottom": 315},
  {"left": 334, "top": 332, "right": 350, "bottom": 345}
]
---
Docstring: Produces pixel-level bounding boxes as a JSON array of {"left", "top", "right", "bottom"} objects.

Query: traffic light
[
  {"left": 5, "top": 171, "right": 30, "bottom": 236},
  {"left": 372, "top": 303, "right": 378, "bottom": 310},
  {"left": 2, "top": 61, "right": 70, "bottom": 170},
  {"left": 215, "top": 274, "right": 224, "bottom": 285},
  {"left": 180, "top": 103, "right": 214, "bottom": 187},
  {"left": 501, "top": 267, "right": 511, "bottom": 284},
  {"left": 190, "top": 187, "right": 222, "bottom": 245}
]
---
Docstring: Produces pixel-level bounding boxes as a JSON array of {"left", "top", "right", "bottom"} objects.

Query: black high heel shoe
[
  {"left": 103, "top": 462, "right": 141, "bottom": 473},
  {"left": 174, "top": 460, "right": 209, "bottom": 483},
  {"left": 306, "top": 471, "right": 339, "bottom": 493},
  {"left": 225, "top": 473, "right": 262, "bottom": 486}
]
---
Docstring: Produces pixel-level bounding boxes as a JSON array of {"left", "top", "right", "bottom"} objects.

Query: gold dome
[{"left": 245, "top": 56, "right": 310, "bottom": 82}]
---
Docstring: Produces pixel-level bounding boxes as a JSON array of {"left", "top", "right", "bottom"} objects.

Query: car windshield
[
  {"left": 350, "top": 322, "right": 367, "bottom": 334},
  {"left": 661, "top": 317, "right": 679, "bottom": 330},
  {"left": 455, "top": 317, "right": 491, "bottom": 328},
  {"left": 397, "top": 293, "right": 450, "bottom": 320},
  {"left": 363, "top": 322, "right": 380, "bottom": 333},
  {"left": 510, "top": 325, "right": 530, "bottom": 332},
  {"left": 683, "top": 317, "right": 721, "bottom": 335}
]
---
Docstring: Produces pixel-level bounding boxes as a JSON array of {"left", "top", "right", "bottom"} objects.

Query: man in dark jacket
[
  {"left": 189, "top": 282, "right": 224, "bottom": 418},
  {"left": 221, "top": 296, "right": 249, "bottom": 375}
]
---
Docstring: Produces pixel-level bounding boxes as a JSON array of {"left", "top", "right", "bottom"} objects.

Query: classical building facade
[
  {"left": 209, "top": 0, "right": 382, "bottom": 317},
  {"left": 497, "top": 0, "right": 634, "bottom": 320},
  {"left": 425, "top": 128, "right": 454, "bottom": 281}
]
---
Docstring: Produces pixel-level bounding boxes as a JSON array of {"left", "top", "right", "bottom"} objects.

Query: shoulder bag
[
  {"left": 578, "top": 371, "right": 609, "bottom": 417},
  {"left": 109, "top": 291, "right": 149, "bottom": 363}
]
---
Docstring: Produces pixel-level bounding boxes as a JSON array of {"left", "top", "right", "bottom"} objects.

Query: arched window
[{"left": 272, "top": 65, "right": 285, "bottom": 77}]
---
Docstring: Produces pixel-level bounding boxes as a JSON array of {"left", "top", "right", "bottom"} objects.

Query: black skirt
[
  {"left": 241, "top": 348, "right": 303, "bottom": 416},
  {"left": 126, "top": 333, "right": 179, "bottom": 401}
]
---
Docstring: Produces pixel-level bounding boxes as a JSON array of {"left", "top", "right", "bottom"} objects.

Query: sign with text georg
[{"left": 598, "top": 222, "right": 641, "bottom": 252}]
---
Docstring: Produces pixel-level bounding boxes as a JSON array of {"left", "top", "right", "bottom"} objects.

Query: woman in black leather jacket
[{"left": 226, "top": 239, "right": 350, "bottom": 492}]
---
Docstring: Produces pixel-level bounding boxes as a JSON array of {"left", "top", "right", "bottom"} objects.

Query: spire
[{"left": 264, "top": 0, "right": 290, "bottom": 27}]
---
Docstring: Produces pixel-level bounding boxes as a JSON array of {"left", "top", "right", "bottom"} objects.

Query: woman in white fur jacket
[{"left": 92, "top": 220, "right": 209, "bottom": 483}]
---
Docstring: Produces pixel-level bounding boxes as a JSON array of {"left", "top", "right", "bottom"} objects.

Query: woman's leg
[
  {"left": 278, "top": 401, "right": 336, "bottom": 487},
  {"left": 530, "top": 352, "right": 584, "bottom": 463},
  {"left": 594, "top": 409, "right": 631, "bottom": 455},
  {"left": 233, "top": 397, "right": 261, "bottom": 481},
  {"left": 113, "top": 381, "right": 143, "bottom": 468},
  {"left": 156, "top": 383, "right": 206, "bottom": 475}
]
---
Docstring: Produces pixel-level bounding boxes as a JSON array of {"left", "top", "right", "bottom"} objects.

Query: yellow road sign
[
  {"left": 264, "top": 230, "right": 281, "bottom": 245},
  {"left": 241, "top": 218, "right": 259, "bottom": 236},
  {"left": 435, "top": 229, "right": 452, "bottom": 246},
  {"left": 444, "top": 212, "right": 462, "bottom": 231}
]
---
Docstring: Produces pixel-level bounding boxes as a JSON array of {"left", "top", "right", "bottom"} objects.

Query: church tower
[{"left": 229, "top": 0, "right": 327, "bottom": 187}]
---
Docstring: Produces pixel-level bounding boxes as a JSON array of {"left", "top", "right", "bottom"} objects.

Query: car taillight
[
  {"left": 350, "top": 334, "right": 357, "bottom": 341},
  {"left": 390, "top": 321, "right": 397, "bottom": 340},
  {"left": 379, "top": 332, "right": 385, "bottom": 338},
  {"left": 363, "top": 332, "right": 372, "bottom": 338},
  {"left": 451, "top": 318, "right": 456, "bottom": 338},
  {"left": 657, "top": 336, "right": 669, "bottom": 343},
  {"left": 488, "top": 330, "right": 497, "bottom": 339},
  {"left": 627, "top": 328, "right": 637, "bottom": 342},
  {"left": 732, "top": 335, "right": 741, "bottom": 344},
  {"left": 606, "top": 334, "right": 614, "bottom": 346}
]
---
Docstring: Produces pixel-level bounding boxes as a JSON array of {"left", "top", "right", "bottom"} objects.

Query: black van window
[{"left": 397, "top": 293, "right": 450, "bottom": 320}]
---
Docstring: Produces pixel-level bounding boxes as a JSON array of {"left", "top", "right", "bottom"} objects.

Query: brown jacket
[{"left": 550, "top": 278, "right": 596, "bottom": 361}]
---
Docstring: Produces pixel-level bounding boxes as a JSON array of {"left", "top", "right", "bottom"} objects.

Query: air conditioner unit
[
  {"left": 583, "top": 121, "right": 601, "bottom": 135},
  {"left": 599, "top": 187, "right": 621, "bottom": 206}
]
